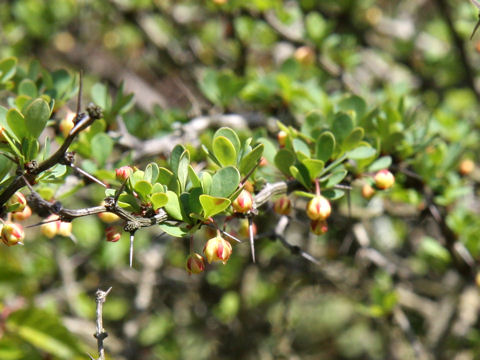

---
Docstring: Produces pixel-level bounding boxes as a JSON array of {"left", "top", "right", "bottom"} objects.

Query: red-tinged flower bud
[
  {"left": 459, "top": 159, "right": 475, "bottom": 176},
  {"left": 238, "top": 219, "right": 257, "bottom": 238},
  {"left": 12, "top": 205, "right": 32, "bottom": 221},
  {"left": 232, "top": 190, "right": 253, "bottom": 213},
  {"left": 7, "top": 192, "right": 27, "bottom": 213},
  {"left": 2, "top": 222, "right": 24, "bottom": 246},
  {"left": 273, "top": 196, "right": 291, "bottom": 215},
  {"left": 203, "top": 234, "right": 233, "bottom": 264},
  {"left": 374, "top": 169, "right": 395, "bottom": 190},
  {"left": 259, "top": 157, "right": 268, "bottom": 167},
  {"left": 59, "top": 110, "right": 76, "bottom": 137},
  {"left": 41, "top": 215, "right": 72, "bottom": 238},
  {"left": 361, "top": 184, "right": 375, "bottom": 200},
  {"left": 186, "top": 253, "right": 205, "bottom": 274},
  {"left": 278, "top": 131, "right": 287, "bottom": 148},
  {"left": 57, "top": 221, "right": 72, "bottom": 237},
  {"left": 105, "top": 226, "right": 121, "bottom": 242},
  {"left": 115, "top": 166, "right": 133, "bottom": 182},
  {"left": 306, "top": 195, "right": 331, "bottom": 220},
  {"left": 310, "top": 219, "right": 328, "bottom": 235}
]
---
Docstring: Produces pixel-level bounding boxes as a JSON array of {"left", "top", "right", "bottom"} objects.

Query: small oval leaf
[{"left": 213, "top": 136, "right": 237, "bottom": 166}]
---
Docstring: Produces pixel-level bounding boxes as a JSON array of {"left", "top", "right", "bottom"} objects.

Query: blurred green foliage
[{"left": 1, "top": 0, "right": 480, "bottom": 359}]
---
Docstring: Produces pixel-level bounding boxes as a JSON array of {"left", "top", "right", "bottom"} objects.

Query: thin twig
[{"left": 92, "top": 287, "right": 112, "bottom": 360}]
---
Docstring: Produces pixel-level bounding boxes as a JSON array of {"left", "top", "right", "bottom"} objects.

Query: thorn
[
  {"left": 71, "top": 164, "right": 107, "bottom": 188},
  {"left": 129, "top": 232, "right": 135, "bottom": 268},
  {"left": 87, "top": 353, "right": 95, "bottom": 360},
  {"left": 69, "top": 234, "right": 77, "bottom": 244},
  {"left": 25, "top": 218, "right": 59, "bottom": 229},
  {"left": 248, "top": 217, "right": 256, "bottom": 263}
]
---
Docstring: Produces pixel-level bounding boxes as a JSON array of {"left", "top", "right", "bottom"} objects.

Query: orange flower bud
[
  {"left": 459, "top": 159, "right": 475, "bottom": 176},
  {"left": 1, "top": 222, "right": 24, "bottom": 246},
  {"left": 115, "top": 166, "right": 133, "bottom": 182},
  {"left": 306, "top": 195, "right": 331, "bottom": 220},
  {"left": 59, "top": 110, "right": 76, "bottom": 137},
  {"left": 278, "top": 131, "right": 287, "bottom": 148},
  {"left": 186, "top": 253, "right": 205, "bottom": 274},
  {"left": 310, "top": 219, "right": 328, "bottom": 235},
  {"left": 7, "top": 192, "right": 27, "bottom": 213},
  {"left": 294, "top": 46, "right": 315, "bottom": 66},
  {"left": 259, "top": 157, "right": 268, "bottom": 167},
  {"left": 361, "top": 184, "right": 375, "bottom": 200},
  {"left": 273, "top": 196, "right": 291, "bottom": 215},
  {"left": 232, "top": 190, "right": 253, "bottom": 213},
  {"left": 374, "top": 169, "right": 395, "bottom": 190},
  {"left": 105, "top": 226, "right": 121, "bottom": 242},
  {"left": 12, "top": 205, "right": 32, "bottom": 221},
  {"left": 203, "top": 234, "right": 232, "bottom": 264}
]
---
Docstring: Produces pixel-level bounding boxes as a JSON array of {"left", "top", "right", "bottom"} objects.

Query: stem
[{"left": 93, "top": 287, "right": 112, "bottom": 360}]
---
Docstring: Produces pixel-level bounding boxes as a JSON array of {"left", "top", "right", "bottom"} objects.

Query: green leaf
[
  {"left": 164, "top": 191, "right": 184, "bottom": 220},
  {"left": 18, "top": 79, "right": 37, "bottom": 98},
  {"left": 201, "top": 144, "right": 222, "bottom": 167},
  {"left": 188, "top": 187, "right": 204, "bottom": 216},
  {"left": 0, "top": 57, "right": 17, "bottom": 83},
  {"left": 188, "top": 165, "right": 201, "bottom": 188},
  {"left": 213, "top": 136, "right": 237, "bottom": 166},
  {"left": 346, "top": 146, "right": 376, "bottom": 160},
  {"left": 91, "top": 82, "right": 109, "bottom": 109},
  {"left": 134, "top": 180, "right": 153, "bottom": 200},
  {"left": 322, "top": 189, "right": 345, "bottom": 200},
  {"left": 6, "top": 308, "right": 84, "bottom": 358},
  {"left": 316, "top": 132, "right": 335, "bottom": 162},
  {"left": 274, "top": 149, "right": 296, "bottom": 176},
  {"left": 368, "top": 156, "right": 392, "bottom": 172},
  {"left": 159, "top": 223, "right": 189, "bottom": 237},
  {"left": 338, "top": 95, "right": 367, "bottom": 120},
  {"left": 324, "top": 170, "right": 347, "bottom": 188},
  {"left": 158, "top": 167, "right": 174, "bottom": 186},
  {"left": 239, "top": 143, "right": 264, "bottom": 176},
  {"left": 22, "top": 138, "right": 39, "bottom": 162},
  {"left": 302, "top": 159, "right": 324, "bottom": 180},
  {"left": 91, "top": 133, "right": 113, "bottom": 167},
  {"left": 7, "top": 108, "right": 27, "bottom": 140},
  {"left": 177, "top": 150, "right": 190, "bottom": 191},
  {"left": 293, "top": 190, "right": 316, "bottom": 198},
  {"left": 293, "top": 138, "right": 311, "bottom": 157},
  {"left": 343, "top": 127, "right": 364, "bottom": 150},
  {"left": 214, "top": 127, "right": 241, "bottom": 154},
  {"left": 210, "top": 166, "right": 240, "bottom": 198},
  {"left": 24, "top": 98, "right": 50, "bottom": 138},
  {"left": 201, "top": 172, "right": 212, "bottom": 194},
  {"left": 118, "top": 194, "right": 140, "bottom": 212},
  {"left": 289, "top": 164, "right": 311, "bottom": 189},
  {"left": 332, "top": 112, "right": 354, "bottom": 142},
  {"left": 144, "top": 163, "right": 159, "bottom": 184},
  {"left": 200, "top": 194, "right": 231, "bottom": 218},
  {"left": 170, "top": 144, "right": 186, "bottom": 175}
]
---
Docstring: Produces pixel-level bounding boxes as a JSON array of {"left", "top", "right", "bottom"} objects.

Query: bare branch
[{"left": 93, "top": 287, "right": 112, "bottom": 360}]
